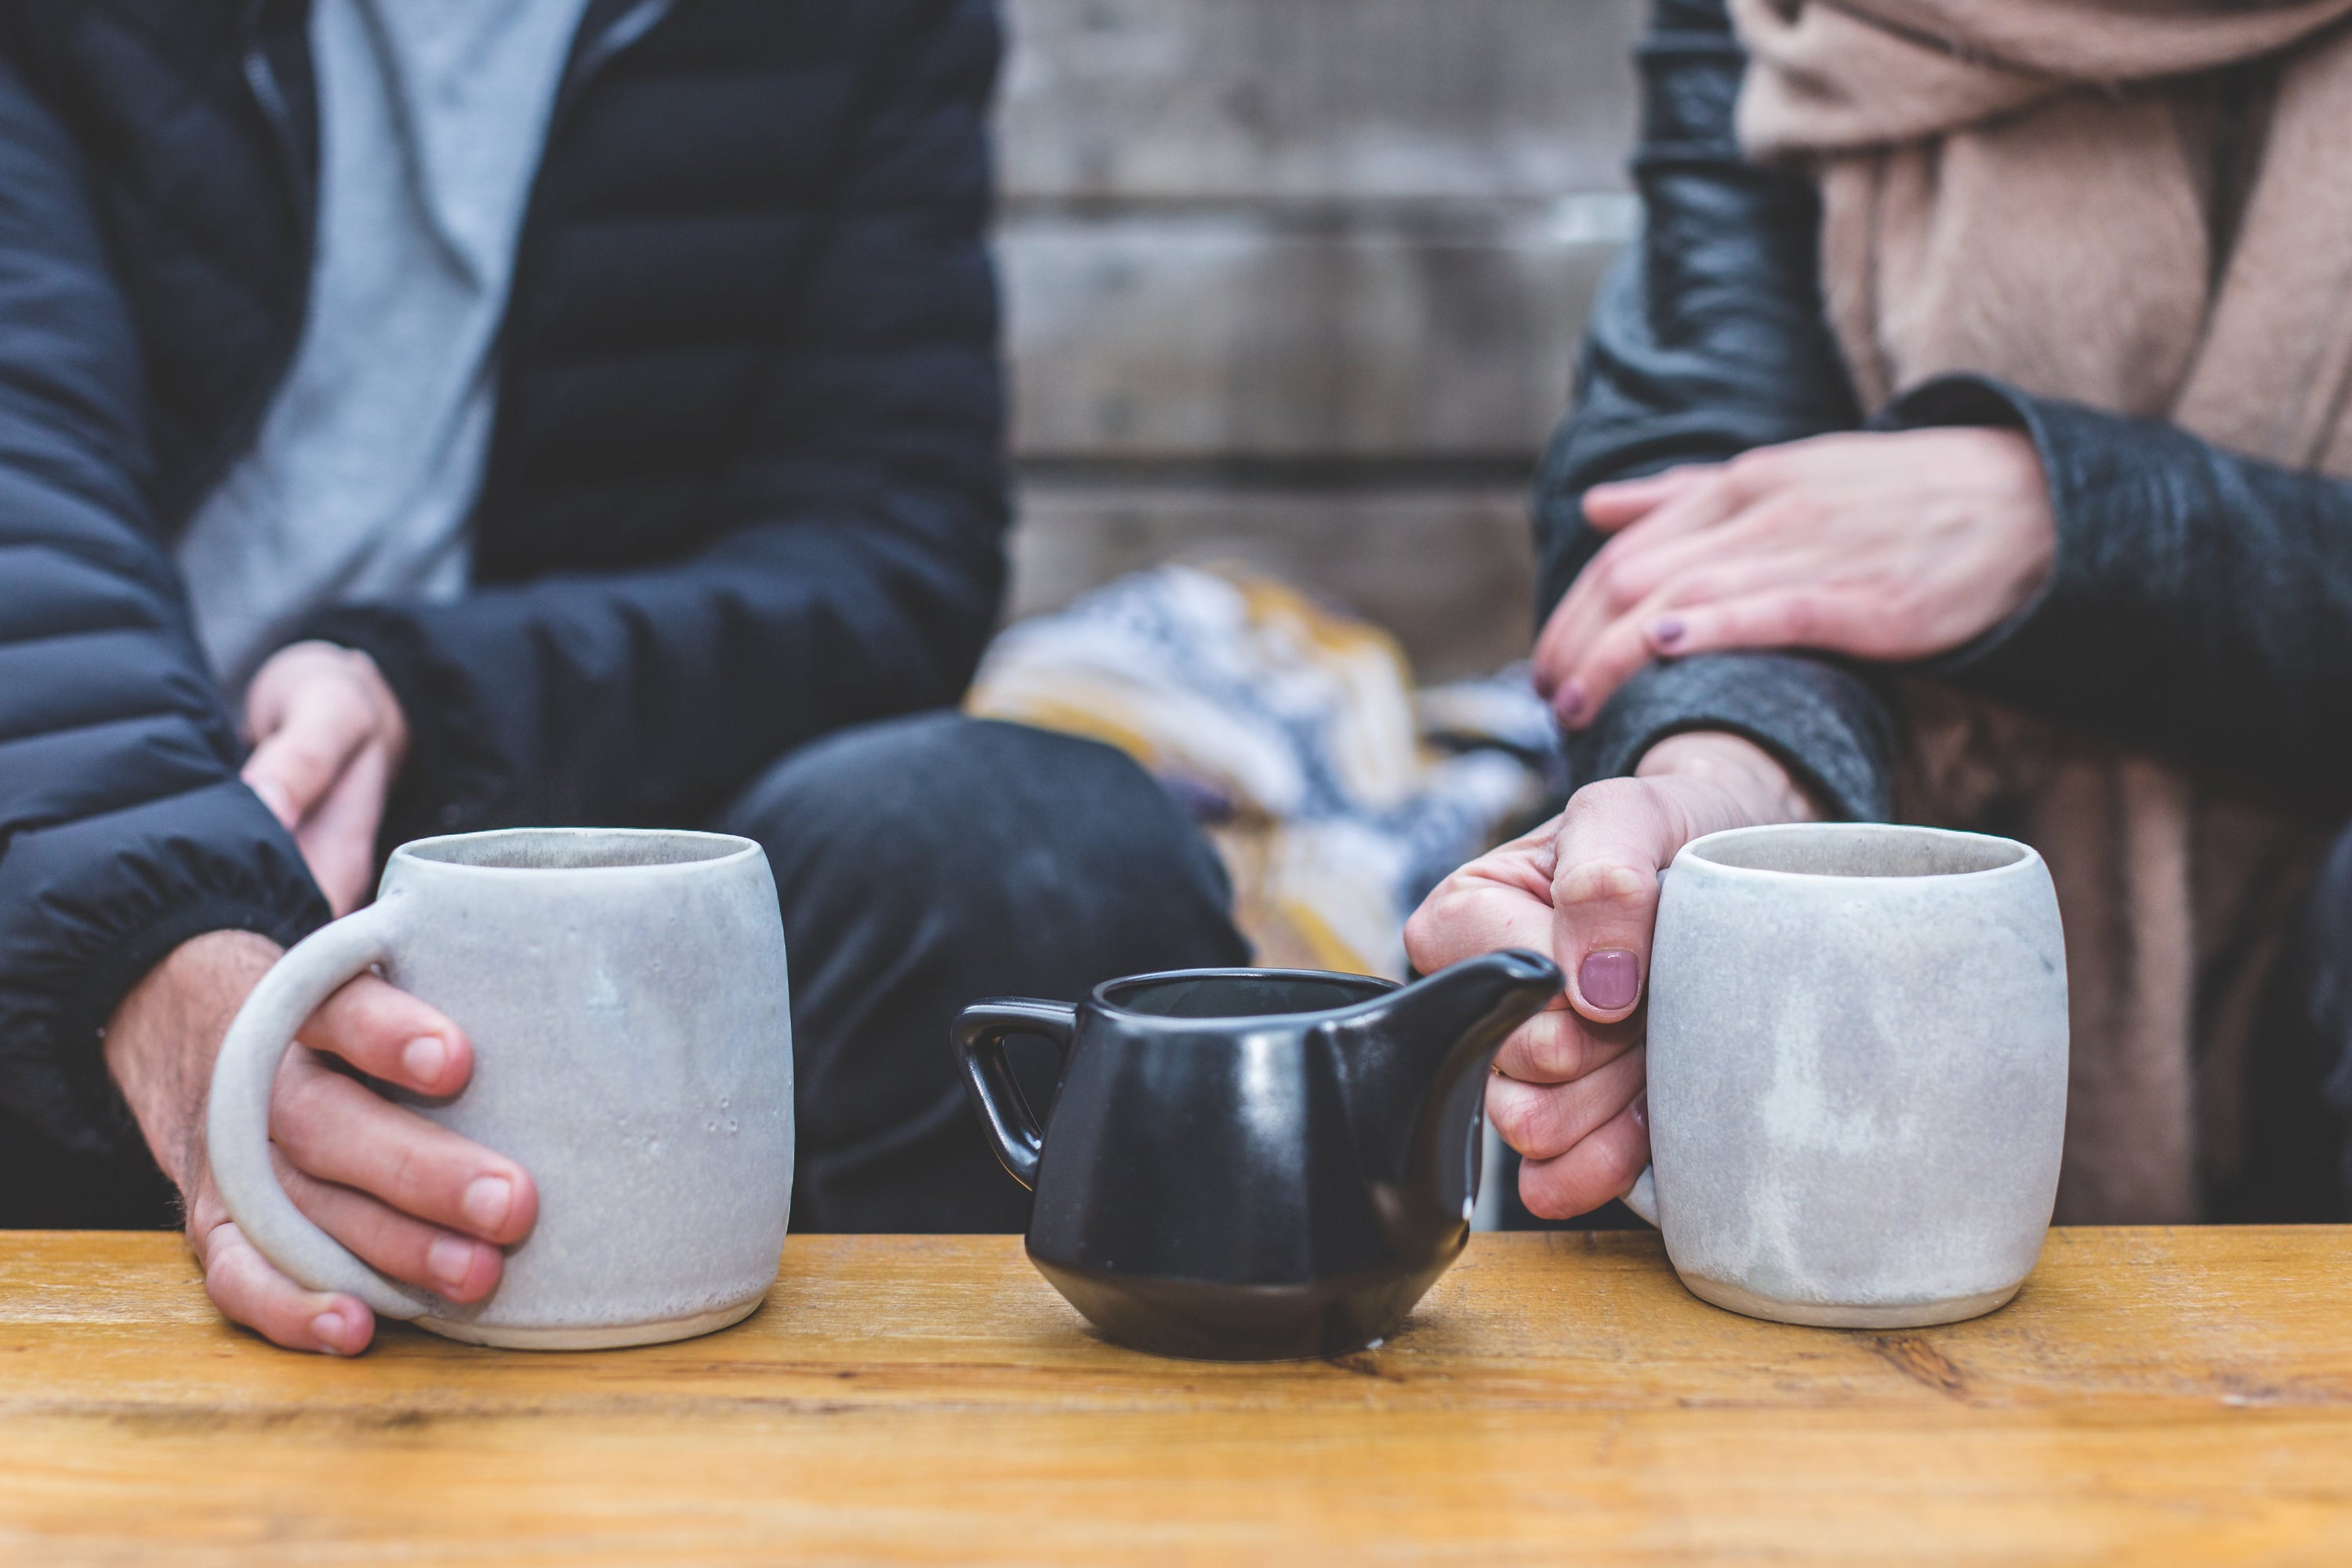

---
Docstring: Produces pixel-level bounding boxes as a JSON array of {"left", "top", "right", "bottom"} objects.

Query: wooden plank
[
  {"left": 0, "top": 1229, "right": 2347, "bottom": 1563},
  {"left": 1007, "top": 477, "right": 1537, "bottom": 679},
  {"left": 998, "top": 0, "right": 1647, "bottom": 203},
  {"left": 1003, "top": 213, "right": 1624, "bottom": 461}
]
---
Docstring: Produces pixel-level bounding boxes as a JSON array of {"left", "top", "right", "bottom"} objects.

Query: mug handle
[
  {"left": 951, "top": 999, "right": 1077, "bottom": 1191},
  {"left": 205, "top": 898, "right": 436, "bottom": 1319},
  {"left": 1622, "top": 1164, "right": 1659, "bottom": 1226}
]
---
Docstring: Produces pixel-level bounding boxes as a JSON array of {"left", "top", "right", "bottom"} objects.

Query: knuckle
[
  {"left": 1726, "top": 448, "right": 1781, "bottom": 492},
  {"left": 1486, "top": 1082, "right": 1559, "bottom": 1159},
  {"left": 1588, "top": 557, "right": 1631, "bottom": 612},
  {"left": 286, "top": 738, "right": 342, "bottom": 776},
  {"left": 270, "top": 1061, "right": 339, "bottom": 1138},
  {"left": 379, "top": 1139, "right": 436, "bottom": 1216},
  {"left": 1664, "top": 573, "right": 1719, "bottom": 608},
  {"left": 1401, "top": 906, "right": 1443, "bottom": 970},
  {"left": 1753, "top": 492, "right": 1823, "bottom": 534},
  {"left": 1484, "top": 1091, "right": 1533, "bottom": 1152},
  {"left": 1555, "top": 857, "right": 1653, "bottom": 909},
  {"left": 1517, "top": 1158, "right": 1588, "bottom": 1221},
  {"left": 1514, "top": 1032, "right": 1589, "bottom": 1086},
  {"left": 1874, "top": 582, "right": 1927, "bottom": 633},
  {"left": 1563, "top": 775, "right": 1646, "bottom": 820}
]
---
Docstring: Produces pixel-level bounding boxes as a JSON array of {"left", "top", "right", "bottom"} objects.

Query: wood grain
[
  {"left": 0, "top": 1229, "right": 2347, "bottom": 1564},
  {"left": 992, "top": 1, "right": 1647, "bottom": 659},
  {"left": 1008, "top": 479, "right": 1537, "bottom": 678},
  {"left": 1003, "top": 214, "right": 1622, "bottom": 462},
  {"left": 998, "top": 0, "right": 1646, "bottom": 204}
]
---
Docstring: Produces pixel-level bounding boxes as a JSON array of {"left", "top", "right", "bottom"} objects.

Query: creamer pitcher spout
[{"left": 1327, "top": 949, "right": 1562, "bottom": 1254}]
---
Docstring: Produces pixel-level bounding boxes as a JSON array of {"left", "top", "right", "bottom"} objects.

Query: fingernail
[
  {"left": 400, "top": 1035, "right": 448, "bottom": 1083},
  {"left": 1651, "top": 616, "right": 1686, "bottom": 648},
  {"left": 1555, "top": 679, "right": 1587, "bottom": 725},
  {"left": 462, "top": 1175, "right": 514, "bottom": 1233},
  {"left": 427, "top": 1236, "right": 477, "bottom": 1290},
  {"left": 1631, "top": 1094, "right": 1650, "bottom": 1133},
  {"left": 1578, "top": 949, "right": 1640, "bottom": 1011},
  {"left": 311, "top": 1310, "right": 350, "bottom": 1352}
]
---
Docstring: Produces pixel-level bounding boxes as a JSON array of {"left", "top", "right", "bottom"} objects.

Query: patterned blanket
[{"left": 967, "top": 565, "right": 1566, "bottom": 978}]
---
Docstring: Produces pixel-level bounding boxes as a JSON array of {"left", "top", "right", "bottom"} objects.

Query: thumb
[
  {"left": 1548, "top": 777, "right": 1688, "bottom": 1024},
  {"left": 241, "top": 683, "right": 372, "bottom": 833}
]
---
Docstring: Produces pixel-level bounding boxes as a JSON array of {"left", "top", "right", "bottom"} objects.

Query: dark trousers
[
  {"left": 2228, "top": 822, "right": 2352, "bottom": 1221},
  {"left": 8, "top": 712, "right": 1247, "bottom": 1231},
  {"left": 717, "top": 713, "right": 1250, "bottom": 1232}
]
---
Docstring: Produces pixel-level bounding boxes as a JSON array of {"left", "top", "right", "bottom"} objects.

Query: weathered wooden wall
[{"left": 996, "top": 0, "right": 1646, "bottom": 677}]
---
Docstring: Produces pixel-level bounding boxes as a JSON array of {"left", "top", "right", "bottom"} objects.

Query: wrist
[
  {"left": 1634, "top": 731, "right": 1824, "bottom": 829},
  {"left": 103, "top": 930, "right": 281, "bottom": 1193}
]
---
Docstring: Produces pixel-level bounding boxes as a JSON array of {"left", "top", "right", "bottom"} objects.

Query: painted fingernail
[
  {"left": 1555, "top": 679, "right": 1587, "bottom": 725},
  {"left": 400, "top": 1035, "right": 448, "bottom": 1083},
  {"left": 427, "top": 1236, "right": 477, "bottom": 1291},
  {"left": 462, "top": 1174, "right": 514, "bottom": 1233},
  {"left": 1631, "top": 1094, "right": 1650, "bottom": 1133},
  {"left": 311, "top": 1310, "right": 350, "bottom": 1352},
  {"left": 1578, "top": 949, "right": 1640, "bottom": 1011},
  {"left": 1650, "top": 616, "right": 1686, "bottom": 648}
]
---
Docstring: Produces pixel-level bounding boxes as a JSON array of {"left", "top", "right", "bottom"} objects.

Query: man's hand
[
  {"left": 1534, "top": 428, "right": 2056, "bottom": 726},
  {"left": 242, "top": 641, "right": 409, "bottom": 915},
  {"left": 105, "top": 931, "right": 538, "bottom": 1355},
  {"left": 1403, "top": 732, "right": 1817, "bottom": 1218}
]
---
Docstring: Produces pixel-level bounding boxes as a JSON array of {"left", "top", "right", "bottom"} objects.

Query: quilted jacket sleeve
[
  {"left": 0, "top": 52, "right": 328, "bottom": 1158},
  {"left": 301, "top": 0, "right": 1010, "bottom": 840},
  {"left": 1531, "top": 0, "right": 1893, "bottom": 820}
]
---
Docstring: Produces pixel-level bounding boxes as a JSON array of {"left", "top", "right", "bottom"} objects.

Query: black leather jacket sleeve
[
  {"left": 0, "top": 52, "right": 328, "bottom": 1159},
  {"left": 1533, "top": 0, "right": 1893, "bottom": 821},
  {"left": 1890, "top": 376, "right": 2352, "bottom": 818},
  {"left": 1547, "top": 0, "right": 2352, "bottom": 825}
]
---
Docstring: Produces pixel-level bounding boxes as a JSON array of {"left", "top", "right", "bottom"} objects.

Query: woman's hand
[
  {"left": 241, "top": 641, "right": 409, "bottom": 915},
  {"left": 1534, "top": 428, "right": 2056, "bottom": 727},
  {"left": 1403, "top": 731, "right": 1817, "bottom": 1218}
]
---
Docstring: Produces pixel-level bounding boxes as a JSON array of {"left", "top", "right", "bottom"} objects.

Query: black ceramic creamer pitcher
[{"left": 951, "top": 950, "right": 1560, "bottom": 1360}]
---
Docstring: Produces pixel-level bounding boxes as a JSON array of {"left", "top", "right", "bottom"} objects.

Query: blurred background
[{"left": 992, "top": 0, "right": 1645, "bottom": 677}]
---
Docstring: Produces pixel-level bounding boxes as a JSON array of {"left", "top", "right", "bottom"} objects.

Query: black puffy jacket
[
  {"left": 0, "top": 0, "right": 1004, "bottom": 1222},
  {"left": 1544, "top": 0, "right": 2352, "bottom": 828}
]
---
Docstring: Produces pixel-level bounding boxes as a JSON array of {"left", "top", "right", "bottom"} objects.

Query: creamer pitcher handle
[
  {"left": 950, "top": 999, "right": 1076, "bottom": 1190},
  {"left": 1622, "top": 1164, "right": 1659, "bottom": 1227},
  {"left": 205, "top": 899, "right": 436, "bottom": 1319}
]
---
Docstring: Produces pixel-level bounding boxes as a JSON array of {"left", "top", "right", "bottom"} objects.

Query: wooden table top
[{"left": 0, "top": 1228, "right": 2346, "bottom": 1565}]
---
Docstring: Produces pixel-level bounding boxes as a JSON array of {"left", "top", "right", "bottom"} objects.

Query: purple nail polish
[
  {"left": 1555, "top": 679, "right": 1587, "bottom": 725},
  {"left": 1578, "top": 949, "right": 1640, "bottom": 1011},
  {"left": 1631, "top": 1094, "right": 1650, "bottom": 1133},
  {"left": 1651, "top": 616, "right": 1686, "bottom": 648}
]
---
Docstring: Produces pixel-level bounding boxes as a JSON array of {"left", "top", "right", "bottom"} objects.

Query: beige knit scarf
[{"left": 1727, "top": 0, "right": 2352, "bottom": 1220}]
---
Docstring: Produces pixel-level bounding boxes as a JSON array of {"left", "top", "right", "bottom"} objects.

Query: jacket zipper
[
  {"left": 190, "top": 0, "right": 677, "bottom": 532},
  {"left": 166, "top": 2, "right": 320, "bottom": 530}
]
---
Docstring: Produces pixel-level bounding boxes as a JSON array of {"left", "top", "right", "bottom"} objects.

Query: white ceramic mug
[
  {"left": 1623, "top": 822, "right": 2067, "bottom": 1328},
  {"left": 208, "top": 828, "right": 796, "bottom": 1349}
]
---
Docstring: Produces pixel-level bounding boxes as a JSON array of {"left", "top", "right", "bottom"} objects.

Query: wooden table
[{"left": 0, "top": 1229, "right": 2347, "bottom": 1564}]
